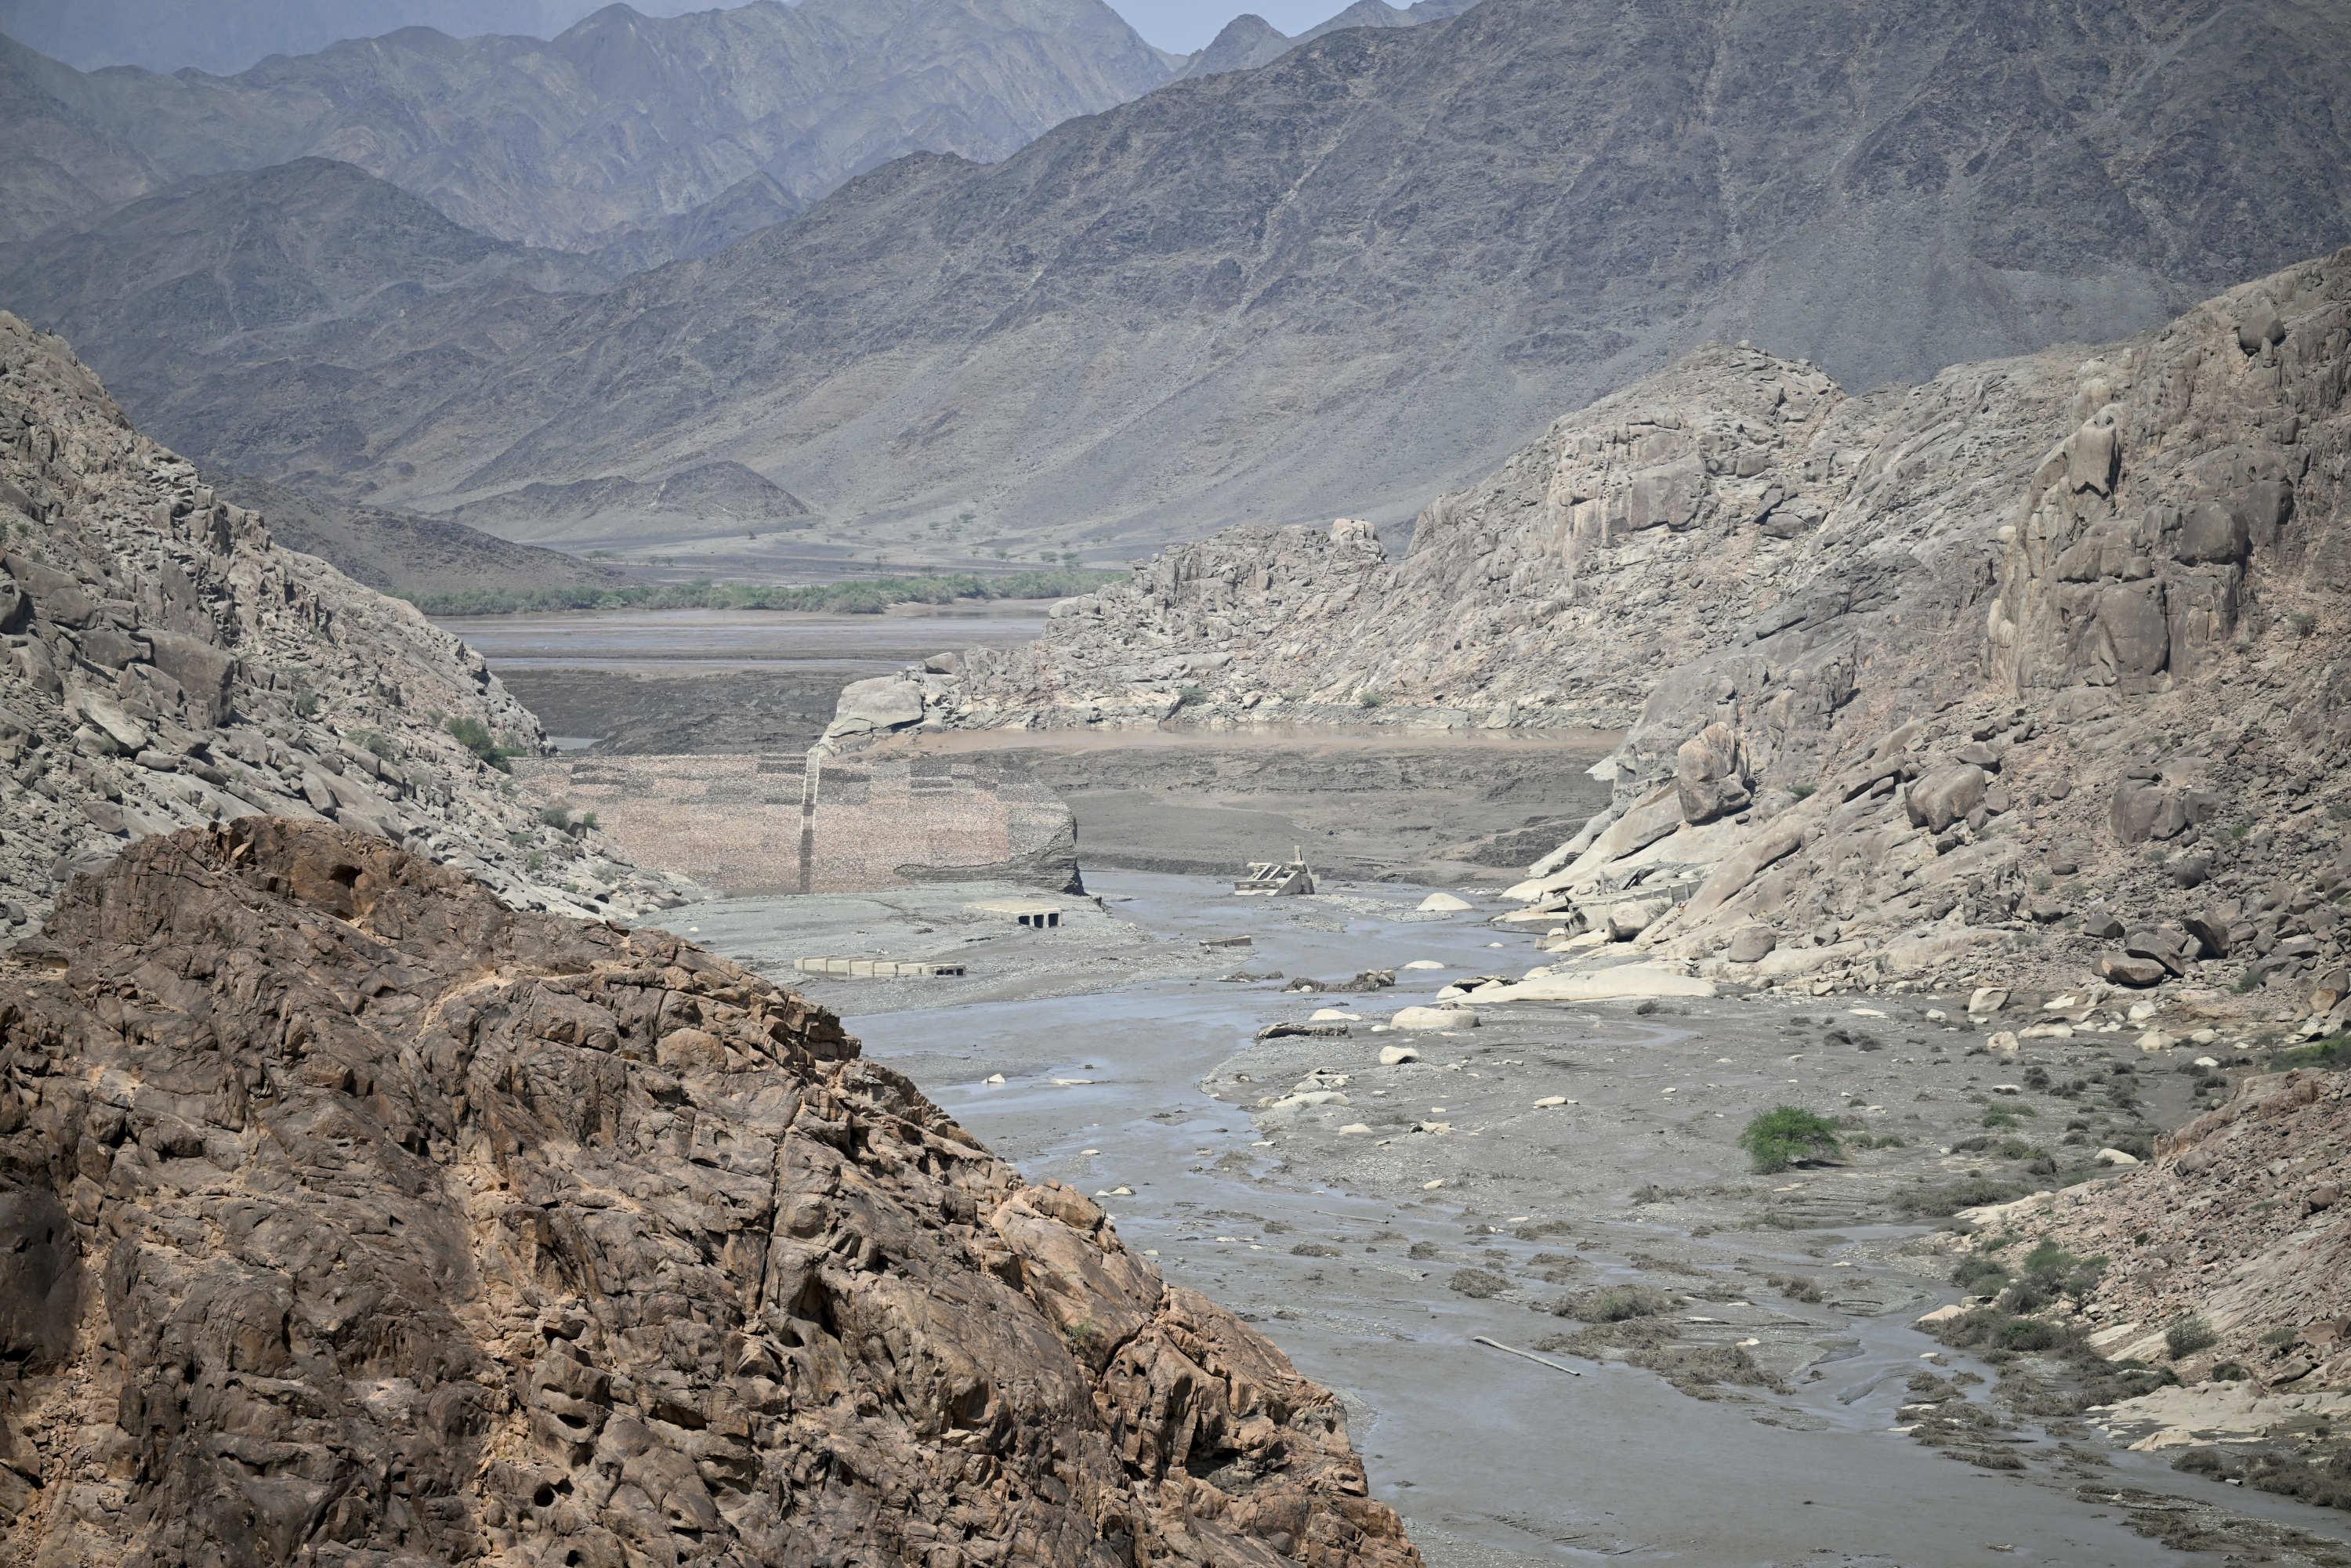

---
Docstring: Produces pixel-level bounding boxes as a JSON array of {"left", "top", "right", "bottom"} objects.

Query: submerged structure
[{"left": 1236, "top": 851, "right": 1316, "bottom": 897}]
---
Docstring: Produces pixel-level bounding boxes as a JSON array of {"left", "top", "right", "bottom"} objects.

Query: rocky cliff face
[
  {"left": 0, "top": 0, "right": 1174, "bottom": 255},
  {"left": 0, "top": 312, "right": 679, "bottom": 938},
  {"left": 893, "top": 250, "right": 2351, "bottom": 1005},
  {"left": 0, "top": 817, "right": 1420, "bottom": 1566}
]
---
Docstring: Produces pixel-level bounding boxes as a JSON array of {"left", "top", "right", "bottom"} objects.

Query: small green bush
[
  {"left": 1951, "top": 1255, "right": 2011, "bottom": 1294},
  {"left": 538, "top": 802, "right": 574, "bottom": 830},
  {"left": 1739, "top": 1106, "right": 1844, "bottom": 1172},
  {"left": 2212, "top": 1362, "right": 2250, "bottom": 1382},
  {"left": 1357, "top": 688, "right": 1386, "bottom": 708},
  {"left": 2281, "top": 1034, "right": 2351, "bottom": 1070},
  {"left": 2166, "top": 1316, "right": 2219, "bottom": 1360},
  {"left": 444, "top": 715, "right": 515, "bottom": 773}
]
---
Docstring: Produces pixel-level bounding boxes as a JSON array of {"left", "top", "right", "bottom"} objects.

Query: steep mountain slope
[
  {"left": 0, "top": 0, "right": 1175, "bottom": 255},
  {"left": 0, "top": 817, "right": 1422, "bottom": 1566},
  {"left": 1176, "top": 0, "right": 1469, "bottom": 80},
  {"left": 183, "top": 0, "right": 2351, "bottom": 554},
  {"left": 0, "top": 311, "right": 680, "bottom": 937},
  {"left": 0, "top": 0, "right": 719, "bottom": 75},
  {"left": 0, "top": 31, "right": 159, "bottom": 242},
  {"left": 0, "top": 159, "right": 611, "bottom": 470},
  {"left": 885, "top": 249, "right": 2351, "bottom": 1003},
  {"left": 215, "top": 471, "right": 626, "bottom": 598}
]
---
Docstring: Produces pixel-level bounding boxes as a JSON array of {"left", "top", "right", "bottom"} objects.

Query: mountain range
[
  {"left": 0, "top": 0, "right": 716, "bottom": 75},
  {"left": 3, "top": 0, "right": 2349, "bottom": 563},
  {"left": 0, "top": 0, "right": 1174, "bottom": 255},
  {"left": 1177, "top": 0, "right": 1470, "bottom": 78}
]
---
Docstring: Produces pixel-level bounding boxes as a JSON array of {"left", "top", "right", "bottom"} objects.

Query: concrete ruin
[
  {"left": 522, "top": 751, "right": 1081, "bottom": 896},
  {"left": 1235, "top": 851, "right": 1316, "bottom": 897},
  {"left": 965, "top": 898, "right": 1064, "bottom": 929}
]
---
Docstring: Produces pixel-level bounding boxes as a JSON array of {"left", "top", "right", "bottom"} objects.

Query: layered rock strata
[
  {"left": 0, "top": 313, "right": 682, "bottom": 936},
  {"left": 0, "top": 819, "right": 1419, "bottom": 1566}
]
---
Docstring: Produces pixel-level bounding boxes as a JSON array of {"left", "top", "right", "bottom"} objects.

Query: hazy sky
[{"left": 1110, "top": 2, "right": 1344, "bottom": 53}]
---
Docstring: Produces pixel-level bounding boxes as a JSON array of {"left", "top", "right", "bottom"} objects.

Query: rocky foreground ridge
[
  {"left": 0, "top": 819, "right": 1418, "bottom": 1566},
  {"left": 0, "top": 313, "right": 680, "bottom": 936},
  {"left": 853, "top": 251, "right": 2351, "bottom": 1007}
]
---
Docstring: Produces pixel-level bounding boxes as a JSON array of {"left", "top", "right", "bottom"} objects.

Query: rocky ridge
[
  {"left": 856, "top": 250, "right": 2351, "bottom": 1012},
  {"left": 0, "top": 311, "right": 682, "bottom": 937},
  {"left": 0, "top": 817, "right": 1420, "bottom": 1566}
]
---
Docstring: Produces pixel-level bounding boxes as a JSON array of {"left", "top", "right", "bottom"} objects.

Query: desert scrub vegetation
[
  {"left": 443, "top": 715, "right": 518, "bottom": 773},
  {"left": 2166, "top": 1315, "right": 2220, "bottom": 1360},
  {"left": 1552, "top": 1284, "right": 1675, "bottom": 1322},
  {"left": 2175, "top": 1443, "right": 2351, "bottom": 1512},
  {"left": 401, "top": 568, "right": 1123, "bottom": 618},
  {"left": 2280, "top": 1034, "right": 2351, "bottom": 1070},
  {"left": 1738, "top": 1106, "right": 1843, "bottom": 1172}
]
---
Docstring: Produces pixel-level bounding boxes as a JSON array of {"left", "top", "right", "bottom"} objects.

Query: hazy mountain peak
[{"left": 0, "top": 0, "right": 1176, "bottom": 253}]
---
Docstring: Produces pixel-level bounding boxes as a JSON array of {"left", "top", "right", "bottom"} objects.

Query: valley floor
[{"left": 683, "top": 871, "right": 2351, "bottom": 1568}]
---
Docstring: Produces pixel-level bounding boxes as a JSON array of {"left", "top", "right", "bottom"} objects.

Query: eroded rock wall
[
  {"left": 0, "top": 313, "right": 683, "bottom": 935},
  {"left": 0, "top": 819, "right": 1418, "bottom": 1566}
]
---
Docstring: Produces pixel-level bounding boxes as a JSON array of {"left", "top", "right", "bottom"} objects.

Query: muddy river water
[{"left": 688, "top": 873, "right": 2340, "bottom": 1567}]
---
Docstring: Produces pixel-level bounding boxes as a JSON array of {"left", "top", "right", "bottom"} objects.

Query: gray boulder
[{"left": 1904, "top": 764, "right": 1987, "bottom": 834}]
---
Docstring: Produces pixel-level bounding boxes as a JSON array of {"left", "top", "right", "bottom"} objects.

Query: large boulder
[
  {"left": 830, "top": 675, "right": 928, "bottom": 737},
  {"left": 1674, "top": 721, "right": 1751, "bottom": 824},
  {"left": 1904, "top": 764, "right": 1988, "bottom": 833}
]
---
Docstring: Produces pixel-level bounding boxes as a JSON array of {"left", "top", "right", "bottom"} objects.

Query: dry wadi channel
[{"left": 461, "top": 613, "right": 2351, "bottom": 1568}]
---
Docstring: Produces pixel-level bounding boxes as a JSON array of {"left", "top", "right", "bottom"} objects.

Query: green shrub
[
  {"left": 350, "top": 728, "right": 399, "bottom": 760},
  {"left": 2212, "top": 1362, "right": 2250, "bottom": 1382},
  {"left": 1951, "top": 1255, "right": 2011, "bottom": 1294},
  {"left": 538, "top": 802, "right": 574, "bottom": 830},
  {"left": 1357, "top": 688, "right": 1386, "bottom": 708},
  {"left": 1997, "top": 1317, "right": 2064, "bottom": 1352},
  {"left": 2281, "top": 1034, "right": 2351, "bottom": 1070},
  {"left": 1738, "top": 1106, "right": 1844, "bottom": 1172},
  {"left": 2166, "top": 1316, "right": 2219, "bottom": 1360},
  {"left": 444, "top": 716, "right": 515, "bottom": 773}
]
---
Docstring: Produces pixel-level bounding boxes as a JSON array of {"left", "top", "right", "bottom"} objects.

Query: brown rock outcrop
[
  {"left": 0, "top": 819, "right": 1418, "bottom": 1567},
  {"left": 0, "top": 313, "right": 685, "bottom": 936}
]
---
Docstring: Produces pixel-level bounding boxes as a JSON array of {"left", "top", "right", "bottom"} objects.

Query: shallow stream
[{"left": 691, "top": 874, "right": 2344, "bottom": 1566}]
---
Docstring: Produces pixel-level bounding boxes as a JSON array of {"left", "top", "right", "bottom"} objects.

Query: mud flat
[
  {"left": 438, "top": 604, "right": 1051, "bottom": 751},
  {"left": 690, "top": 871, "right": 2351, "bottom": 1567},
  {"left": 868, "top": 726, "right": 1620, "bottom": 885}
]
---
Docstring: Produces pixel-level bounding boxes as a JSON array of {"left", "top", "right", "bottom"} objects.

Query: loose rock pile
[
  {"left": 0, "top": 819, "right": 1419, "bottom": 1566},
  {"left": 0, "top": 313, "right": 684, "bottom": 934}
]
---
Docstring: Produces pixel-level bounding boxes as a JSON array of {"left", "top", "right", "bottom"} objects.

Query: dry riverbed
[{"left": 679, "top": 871, "right": 2351, "bottom": 1567}]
